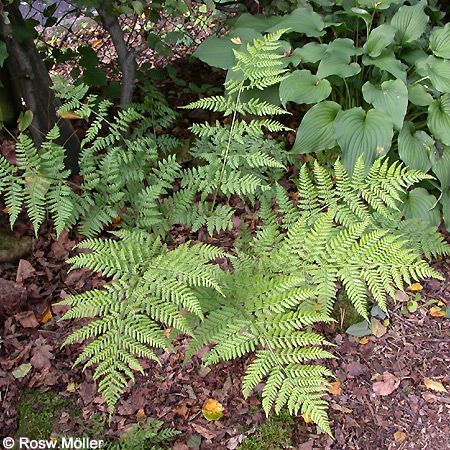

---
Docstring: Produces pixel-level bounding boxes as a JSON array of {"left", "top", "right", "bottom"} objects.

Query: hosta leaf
[
  {"left": 293, "top": 101, "right": 341, "bottom": 154},
  {"left": 402, "top": 188, "right": 441, "bottom": 228},
  {"left": 391, "top": 1, "right": 429, "bottom": 45},
  {"left": 317, "top": 39, "right": 362, "bottom": 79},
  {"left": 429, "top": 23, "right": 450, "bottom": 59},
  {"left": 430, "top": 143, "right": 450, "bottom": 190},
  {"left": 334, "top": 107, "right": 394, "bottom": 174},
  {"left": 408, "top": 84, "right": 433, "bottom": 107},
  {"left": 357, "top": 0, "right": 403, "bottom": 10},
  {"left": 267, "top": 7, "right": 325, "bottom": 37},
  {"left": 279, "top": 70, "right": 331, "bottom": 105},
  {"left": 364, "top": 24, "right": 397, "bottom": 58},
  {"left": 440, "top": 190, "right": 450, "bottom": 231},
  {"left": 193, "top": 28, "right": 261, "bottom": 69},
  {"left": 398, "top": 122, "right": 433, "bottom": 172},
  {"left": 416, "top": 56, "right": 450, "bottom": 93},
  {"left": 428, "top": 95, "right": 450, "bottom": 146},
  {"left": 292, "top": 42, "right": 328, "bottom": 64},
  {"left": 233, "top": 13, "right": 282, "bottom": 32},
  {"left": 362, "top": 79, "right": 408, "bottom": 130},
  {"left": 362, "top": 51, "right": 407, "bottom": 82}
]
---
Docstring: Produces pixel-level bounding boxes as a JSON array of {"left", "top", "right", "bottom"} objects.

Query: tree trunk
[{"left": 0, "top": 0, "right": 80, "bottom": 173}]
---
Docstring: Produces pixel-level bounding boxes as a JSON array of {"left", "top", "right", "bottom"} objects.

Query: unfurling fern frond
[{"left": 58, "top": 231, "right": 224, "bottom": 413}]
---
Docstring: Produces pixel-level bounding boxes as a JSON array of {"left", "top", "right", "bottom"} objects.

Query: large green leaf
[
  {"left": 398, "top": 122, "right": 433, "bottom": 172},
  {"left": 292, "top": 42, "right": 328, "bottom": 64},
  {"left": 193, "top": 28, "right": 261, "bottom": 69},
  {"left": 362, "top": 79, "right": 408, "bottom": 130},
  {"left": 391, "top": 1, "right": 429, "bottom": 45},
  {"left": 407, "top": 84, "right": 433, "bottom": 107},
  {"left": 430, "top": 143, "right": 450, "bottom": 190},
  {"left": 279, "top": 70, "right": 331, "bottom": 105},
  {"left": 364, "top": 24, "right": 397, "bottom": 58},
  {"left": 334, "top": 107, "right": 394, "bottom": 174},
  {"left": 429, "top": 23, "right": 450, "bottom": 59},
  {"left": 293, "top": 101, "right": 341, "bottom": 154},
  {"left": 362, "top": 51, "right": 407, "bottom": 82},
  {"left": 267, "top": 7, "right": 325, "bottom": 37},
  {"left": 440, "top": 190, "right": 450, "bottom": 231},
  {"left": 428, "top": 95, "right": 450, "bottom": 146},
  {"left": 416, "top": 56, "right": 450, "bottom": 93},
  {"left": 402, "top": 188, "right": 441, "bottom": 228},
  {"left": 317, "top": 39, "right": 362, "bottom": 79},
  {"left": 233, "top": 13, "right": 282, "bottom": 32}
]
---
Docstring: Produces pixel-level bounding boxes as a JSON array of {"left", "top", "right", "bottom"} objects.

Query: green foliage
[
  {"left": 58, "top": 230, "right": 224, "bottom": 412},
  {"left": 197, "top": 0, "right": 450, "bottom": 229},
  {"left": 108, "top": 418, "right": 180, "bottom": 450}
]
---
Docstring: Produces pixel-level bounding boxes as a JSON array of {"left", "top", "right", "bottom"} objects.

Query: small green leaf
[
  {"left": 402, "top": 188, "right": 441, "bottom": 228},
  {"left": 279, "top": 70, "right": 331, "bottom": 105},
  {"left": 362, "top": 79, "right": 408, "bottom": 130},
  {"left": 398, "top": 122, "right": 433, "bottom": 172},
  {"left": 12, "top": 363, "right": 32, "bottom": 379},
  {"left": 428, "top": 95, "right": 450, "bottom": 146},
  {"left": 346, "top": 320, "right": 372, "bottom": 337},
  {"left": 18, "top": 110, "right": 33, "bottom": 132},
  {"left": 334, "top": 107, "right": 394, "bottom": 174},
  {"left": 429, "top": 23, "right": 450, "bottom": 59},
  {"left": 391, "top": 1, "right": 429, "bottom": 45},
  {"left": 407, "top": 300, "right": 419, "bottom": 313},
  {"left": 317, "top": 38, "right": 362, "bottom": 79},
  {"left": 293, "top": 101, "right": 341, "bottom": 154},
  {"left": 364, "top": 24, "right": 397, "bottom": 58}
]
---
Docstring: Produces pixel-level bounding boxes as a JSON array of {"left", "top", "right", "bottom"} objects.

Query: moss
[
  {"left": 16, "top": 390, "right": 78, "bottom": 440},
  {"left": 332, "top": 290, "right": 363, "bottom": 331},
  {"left": 237, "top": 412, "right": 294, "bottom": 450}
]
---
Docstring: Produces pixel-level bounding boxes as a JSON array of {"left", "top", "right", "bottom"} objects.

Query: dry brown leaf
[
  {"left": 136, "top": 408, "right": 146, "bottom": 420},
  {"left": 370, "top": 318, "right": 387, "bottom": 338},
  {"left": 394, "top": 431, "right": 407, "bottom": 442},
  {"left": 327, "top": 380, "right": 342, "bottom": 396},
  {"left": 16, "top": 259, "right": 35, "bottom": 284},
  {"left": 373, "top": 371, "right": 400, "bottom": 396},
  {"left": 395, "top": 290, "right": 410, "bottom": 302},
  {"left": 40, "top": 307, "right": 52, "bottom": 324},
  {"left": 330, "top": 402, "right": 352, "bottom": 413},
  {"left": 15, "top": 311, "right": 39, "bottom": 328},
  {"left": 423, "top": 377, "right": 447, "bottom": 393}
]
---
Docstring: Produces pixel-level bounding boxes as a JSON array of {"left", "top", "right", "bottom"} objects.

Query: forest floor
[{"left": 0, "top": 216, "right": 449, "bottom": 450}]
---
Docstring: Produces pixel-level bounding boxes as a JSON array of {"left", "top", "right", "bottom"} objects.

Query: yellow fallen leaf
[
  {"left": 136, "top": 408, "right": 146, "bottom": 420},
  {"left": 230, "top": 37, "right": 242, "bottom": 44},
  {"left": 112, "top": 216, "right": 122, "bottom": 224},
  {"left": 40, "top": 307, "right": 52, "bottom": 324},
  {"left": 58, "top": 111, "right": 82, "bottom": 120},
  {"left": 330, "top": 403, "right": 352, "bottom": 413},
  {"left": 429, "top": 306, "right": 446, "bottom": 318},
  {"left": 301, "top": 412, "right": 313, "bottom": 423},
  {"left": 327, "top": 380, "right": 342, "bottom": 396},
  {"left": 394, "top": 431, "right": 407, "bottom": 443},
  {"left": 408, "top": 283, "right": 423, "bottom": 291},
  {"left": 423, "top": 377, "right": 447, "bottom": 393},
  {"left": 66, "top": 382, "right": 76, "bottom": 392},
  {"left": 359, "top": 336, "right": 370, "bottom": 345},
  {"left": 2, "top": 207, "right": 9, "bottom": 213},
  {"left": 202, "top": 398, "right": 223, "bottom": 421}
]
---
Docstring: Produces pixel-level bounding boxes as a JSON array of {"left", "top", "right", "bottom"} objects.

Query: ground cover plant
[{"left": 0, "top": 1, "right": 449, "bottom": 449}]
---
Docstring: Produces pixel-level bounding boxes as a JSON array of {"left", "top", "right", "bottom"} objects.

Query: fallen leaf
[
  {"left": 395, "top": 290, "right": 409, "bottom": 302},
  {"left": 330, "top": 402, "right": 352, "bottom": 413},
  {"left": 15, "top": 311, "right": 39, "bottom": 328},
  {"left": 394, "top": 431, "right": 407, "bottom": 443},
  {"left": 202, "top": 398, "right": 224, "bottom": 421},
  {"left": 423, "top": 377, "right": 447, "bottom": 393},
  {"left": 16, "top": 259, "right": 35, "bottom": 283},
  {"left": 230, "top": 37, "right": 242, "bottom": 44},
  {"left": 343, "top": 361, "right": 367, "bottom": 377},
  {"left": 40, "top": 307, "right": 53, "bottom": 324},
  {"left": 429, "top": 306, "right": 446, "bottom": 318},
  {"left": 407, "top": 300, "right": 418, "bottom": 313},
  {"left": 328, "top": 380, "right": 342, "bottom": 396},
  {"left": 359, "top": 336, "right": 370, "bottom": 345},
  {"left": 66, "top": 382, "right": 77, "bottom": 393},
  {"left": 174, "top": 403, "right": 188, "bottom": 418},
  {"left": 408, "top": 283, "right": 423, "bottom": 291},
  {"left": 136, "top": 408, "right": 146, "bottom": 420},
  {"left": 373, "top": 372, "right": 400, "bottom": 396},
  {"left": 58, "top": 111, "right": 82, "bottom": 120},
  {"left": 30, "top": 342, "right": 54, "bottom": 370},
  {"left": 301, "top": 412, "right": 313, "bottom": 423},
  {"left": 370, "top": 318, "right": 387, "bottom": 338},
  {"left": 12, "top": 363, "right": 32, "bottom": 378},
  {"left": 191, "top": 423, "right": 217, "bottom": 440}
]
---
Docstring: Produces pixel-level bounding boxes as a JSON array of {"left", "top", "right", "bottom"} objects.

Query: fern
[{"left": 58, "top": 230, "right": 224, "bottom": 412}]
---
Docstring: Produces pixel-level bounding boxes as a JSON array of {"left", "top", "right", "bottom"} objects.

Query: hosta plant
[{"left": 195, "top": 0, "right": 450, "bottom": 229}]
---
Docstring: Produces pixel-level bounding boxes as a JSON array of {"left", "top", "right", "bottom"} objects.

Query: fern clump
[
  {"left": 175, "top": 30, "right": 293, "bottom": 234},
  {"left": 58, "top": 230, "right": 224, "bottom": 412}
]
